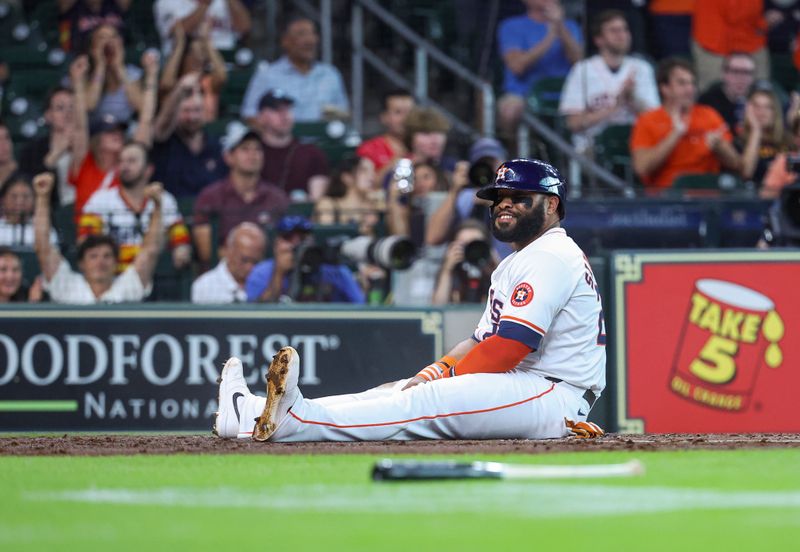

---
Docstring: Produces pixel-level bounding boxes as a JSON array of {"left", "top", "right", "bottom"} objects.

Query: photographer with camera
[
  {"left": 425, "top": 137, "right": 510, "bottom": 256},
  {"left": 245, "top": 215, "right": 365, "bottom": 304},
  {"left": 431, "top": 219, "right": 497, "bottom": 305}
]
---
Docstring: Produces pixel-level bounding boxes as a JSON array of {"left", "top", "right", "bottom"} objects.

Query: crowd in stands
[{"left": 1, "top": 0, "right": 799, "bottom": 307}]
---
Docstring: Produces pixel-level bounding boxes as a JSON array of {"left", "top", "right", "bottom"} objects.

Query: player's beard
[{"left": 491, "top": 199, "right": 546, "bottom": 244}]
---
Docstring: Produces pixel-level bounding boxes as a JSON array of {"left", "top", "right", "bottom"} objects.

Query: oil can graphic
[{"left": 670, "top": 279, "right": 784, "bottom": 411}]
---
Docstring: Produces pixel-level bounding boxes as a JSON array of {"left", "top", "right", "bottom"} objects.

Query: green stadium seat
[
  {"left": 220, "top": 68, "right": 255, "bottom": 117},
  {"left": 527, "top": 76, "right": 566, "bottom": 117},
  {"left": 594, "top": 124, "right": 634, "bottom": 184},
  {"left": 12, "top": 249, "right": 41, "bottom": 283},
  {"left": 672, "top": 173, "right": 724, "bottom": 190}
]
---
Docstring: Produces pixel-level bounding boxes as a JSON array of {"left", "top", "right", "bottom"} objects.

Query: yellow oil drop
[
  {"left": 762, "top": 311, "right": 785, "bottom": 343},
  {"left": 765, "top": 343, "right": 783, "bottom": 368}
]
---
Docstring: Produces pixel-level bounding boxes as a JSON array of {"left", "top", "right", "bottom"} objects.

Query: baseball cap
[
  {"left": 469, "top": 137, "right": 507, "bottom": 164},
  {"left": 276, "top": 215, "right": 312, "bottom": 235},
  {"left": 258, "top": 88, "right": 295, "bottom": 110},
  {"left": 221, "top": 121, "right": 261, "bottom": 153},
  {"left": 89, "top": 113, "right": 128, "bottom": 135}
]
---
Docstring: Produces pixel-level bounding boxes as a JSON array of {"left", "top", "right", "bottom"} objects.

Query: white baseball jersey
[
  {"left": 472, "top": 227, "right": 606, "bottom": 393},
  {"left": 559, "top": 55, "right": 659, "bottom": 151},
  {"left": 83, "top": 188, "right": 184, "bottom": 243}
]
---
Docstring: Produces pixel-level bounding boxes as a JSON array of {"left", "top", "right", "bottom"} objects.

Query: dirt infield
[{"left": 1, "top": 433, "right": 798, "bottom": 457}]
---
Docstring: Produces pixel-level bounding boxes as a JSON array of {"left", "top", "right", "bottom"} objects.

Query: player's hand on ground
[
  {"left": 565, "top": 418, "right": 605, "bottom": 439},
  {"left": 401, "top": 375, "right": 427, "bottom": 391}
]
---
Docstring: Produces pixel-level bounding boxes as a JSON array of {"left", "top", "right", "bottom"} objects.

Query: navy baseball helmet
[{"left": 476, "top": 158, "right": 567, "bottom": 219}]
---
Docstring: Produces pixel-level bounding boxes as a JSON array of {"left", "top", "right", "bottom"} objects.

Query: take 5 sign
[{"left": 613, "top": 251, "right": 800, "bottom": 433}]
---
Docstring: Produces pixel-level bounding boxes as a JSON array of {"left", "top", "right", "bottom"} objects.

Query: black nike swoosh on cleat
[
  {"left": 233, "top": 392, "right": 244, "bottom": 422},
  {"left": 578, "top": 409, "right": 587, "bottom": 416}
]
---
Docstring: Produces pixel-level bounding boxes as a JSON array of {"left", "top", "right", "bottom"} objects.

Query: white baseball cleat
[
  {"left": 252, "top": 346, "right": 300, "bottom": 442},
  {"left": 212, "top": 357, "right": 250, "bottom": 439}
]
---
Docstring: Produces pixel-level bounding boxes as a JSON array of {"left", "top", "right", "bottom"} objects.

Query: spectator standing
[
  {"left": 245, "top": 215, "right": 365, "bottom": 304},
  {"left": 33, "top": 172, "right": 164, "bottom": 304},
  {"left": 253, "top": 89, "right": 330, "bottom": 200},
  {"left": 631, "top": 58, "right": 741, "bottom": 189},
  {"left": 497, "top": 0, "right": 583, "bottom": 137},
  {"left": 81, "top": 24, "right": 144, "bottom": 124},
  {"left": 79, "top": 142, "right": 191, "bottom": 272},
  {"left": 356, "top": 89, "right": 415, "bottom": 178},
  {"left": 0, "top": 176, "right": 58, "bottom": 248},
  {"left": 314, "top": 155, "right": 381, "bottom": 236},
  {"left": 241, "top": 14, "right": 349, "bottom": 123},
  {"left": 192, "top": 123, "right": 289, "bottom": 268},
  {"left": 159, "top": 21, "right": 227, "bottom": 122},
  {"left": 0, "top": 246, "right": 42, "bottom": 302},
  {"left": 691, "top": 0, "right": 769, "bottom": 92},
  {"left": 70, "top": 52, "right": 157, "bottom": 215},
  {"left": 18, "top": 87, "right": 76, "bottom": 206},
  {"left": 58, "top": 0, "right": 129, "bottom": 53},
  {"left": 698, "top": 53, "right": 757, "bottom": 137},
  {"left": 739, "top": 85, "right": 787, "bottom": 187},
  {"left": 154, "top": 0, "right": 252, "bottom": 53},
  {"left": 559, "top": 10, "right": 659, "bottom": 157},
  {"left": 151, "top": 73, "right": 227, "bottom": 198},
  {"left": 0, "top": 121, "right": 20, "bottom": 193},
  {"left": 191, "top": 221, "right": 266, "bottom": 303},
  {"left": 647, "top": 0, "right": 694, "bottom": 59}
]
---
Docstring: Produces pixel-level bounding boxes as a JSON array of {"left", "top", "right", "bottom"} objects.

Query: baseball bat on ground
[{"left": 371, "top": 459, "right": 644, "bottom": 481}]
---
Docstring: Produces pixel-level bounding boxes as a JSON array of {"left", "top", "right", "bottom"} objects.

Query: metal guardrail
[{"left": 350, "top": 0, "right": 495, "bottom": 139}]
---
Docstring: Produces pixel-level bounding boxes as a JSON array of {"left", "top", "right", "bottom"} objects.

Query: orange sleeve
[
  {"left": 452, "top": 335, "right": 532, "bottom": 376},
  {"left": 630, "top": 113, "right": 659, "bottom": 151}
]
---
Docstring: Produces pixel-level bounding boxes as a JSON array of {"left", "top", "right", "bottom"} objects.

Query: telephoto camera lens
[{"left": 340, "top": 236, "right": 416, "bottom": 270}]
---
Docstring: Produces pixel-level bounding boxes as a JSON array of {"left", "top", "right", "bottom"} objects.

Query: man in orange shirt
[
  {"left": 691, "top": 0, "right": 769, "bottom": 92},
  {"left": 631, "top": 58, "right": 741, "bottom": 189}
]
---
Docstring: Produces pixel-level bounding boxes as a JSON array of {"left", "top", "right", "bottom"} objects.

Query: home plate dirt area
[{"left": 1, "top": 434, "right": 799, "bottom": 456}]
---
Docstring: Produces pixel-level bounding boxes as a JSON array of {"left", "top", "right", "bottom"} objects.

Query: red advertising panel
[{"left": 613, "top": 251, "right": 800, "bottom": 433}]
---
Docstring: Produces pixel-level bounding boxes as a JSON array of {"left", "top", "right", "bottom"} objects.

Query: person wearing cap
[
  {"left": 152, "top": 72, "right": 227, "bottom": 198},
  {"left": 240, "top": 14, "right": 349, "bottom": 123},
  {"left": 425, "top": 137, "right": 513, "bottom": 259},
  {"left": 253, "top": 89, "right": 330, "bottom": 200},
  {"left": 244, "top": 215, "right": 365, "bottom": 304},
  {"left": 69, "top": 52, "right": 158, "bottom": 216},
  {"left": 192, "top": 122, "right": 289, "bottom": 268},
  {"left": 191, "top": 221, "right": 266, "bottom": 303}
]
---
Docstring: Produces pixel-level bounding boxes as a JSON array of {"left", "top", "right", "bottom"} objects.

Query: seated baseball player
[{"left": 212, "top": 159, "right": 606, "bottom": 441}]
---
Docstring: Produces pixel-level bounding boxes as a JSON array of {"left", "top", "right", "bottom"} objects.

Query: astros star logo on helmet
[{"left": 496, "top": 166, "right": 511, "bottom": 181}]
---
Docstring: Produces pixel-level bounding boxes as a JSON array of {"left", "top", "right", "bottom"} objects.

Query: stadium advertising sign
[
  {"left": 0, "top": 308, "right": 442, "bottom": 431},
  {"left": 613, "top": 251, "right": 800, "bottom": 433}
]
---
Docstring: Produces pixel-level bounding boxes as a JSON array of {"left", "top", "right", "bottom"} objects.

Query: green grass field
[{"left": 2, "top": 448, "right": 799, "bottom": 551}]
